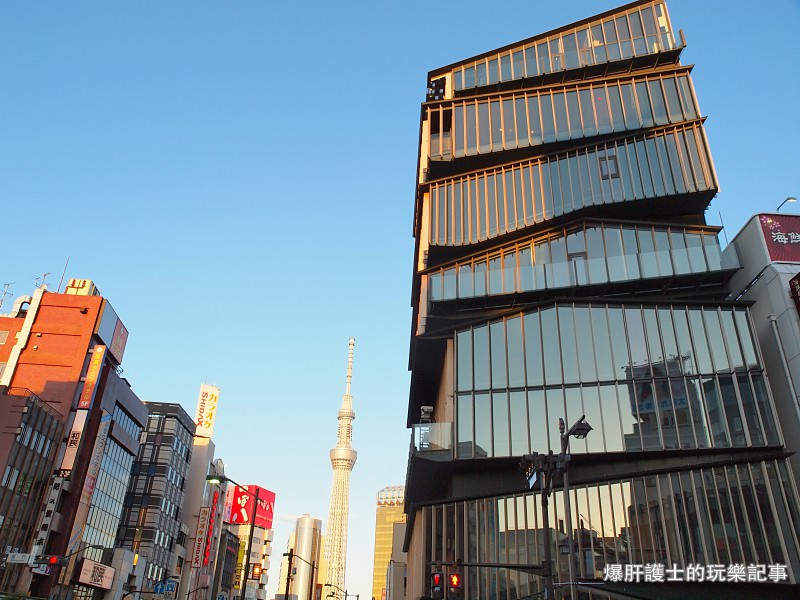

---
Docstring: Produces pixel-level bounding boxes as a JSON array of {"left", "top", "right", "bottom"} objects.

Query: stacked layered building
[
  {"left": 371, "top": 486, "right": 406, "bottom": 600},
  {"left": 404, "top": 2, "right": 800, "bottom": 599}
]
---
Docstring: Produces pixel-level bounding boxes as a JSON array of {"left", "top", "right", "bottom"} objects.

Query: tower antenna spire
[{"left": 325, "top": 337, "right": 357, "bottom": 599}]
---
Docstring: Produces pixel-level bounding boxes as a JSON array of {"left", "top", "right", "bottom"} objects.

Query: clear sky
[{"left": 1, "top": 1, "right": 798, "bottom": 599}]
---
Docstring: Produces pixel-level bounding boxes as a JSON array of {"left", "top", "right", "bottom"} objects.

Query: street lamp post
[
  {"left": 559, "top": 415, "right": 593, "bottom": 599},
  {"left": 323, "top": 583, "right": 357, "bottom": 600},
  {"left": 206, "top": 475, "right": 261, "bottom": 600},
  {"left": 284, "top": 550, "right": 316, "bottom": 600},
  {"left": 777, "top": 196, "right": 797, "bottom": 212}
]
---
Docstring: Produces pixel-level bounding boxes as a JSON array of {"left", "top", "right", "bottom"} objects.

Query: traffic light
[
  {"left": 33, "top": 555, "right": 66, "bottom": 567},
  {"left": 448, "top": 571, "right": 462, "bottom": 599},
  {"left": 430, "top": 571, "right": 444, "bottom": 600}
]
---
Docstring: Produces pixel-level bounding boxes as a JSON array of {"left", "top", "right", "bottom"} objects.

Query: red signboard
[
  {"left": 790, "top": 273, "right": 800, "bottom": 320},
  {"left": 78, "top": 346, "right": 106, "bottom": 409},
  {"left": 759, "top": 214, "right": 800, "bottom": 262},
  {"left": 226, "top": 485, "right": 276, "bottom": 529}
]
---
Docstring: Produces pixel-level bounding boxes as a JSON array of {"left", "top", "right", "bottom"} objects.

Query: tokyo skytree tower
[{"left": 325, "top": 338, "right": 357, "bottom": 598}]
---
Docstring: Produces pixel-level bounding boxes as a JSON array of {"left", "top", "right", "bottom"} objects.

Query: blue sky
[{"left": 1, "top": 1, "right": 798, "bottom": 598}]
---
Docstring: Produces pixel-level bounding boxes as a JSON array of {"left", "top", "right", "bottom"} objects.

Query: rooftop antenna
[
  {"left": 57, "top": 257, "right": 70, "bottom": 293},
  {"left": 718, "top": 211, "right": 729, "bottom": 246},
  {"left": 34, "top": 273, "right": 50, "bottom": 289},
  {"left": 0, "top": 283, "right": 14, "bottom": 309}
]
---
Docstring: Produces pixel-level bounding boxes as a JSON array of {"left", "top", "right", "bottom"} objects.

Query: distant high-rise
[
  {"left": 325, "top": 339, "right": 357, "bottom": 598},
  {"left": 371, "top": 487, "right": 406, "bottom": 600}
]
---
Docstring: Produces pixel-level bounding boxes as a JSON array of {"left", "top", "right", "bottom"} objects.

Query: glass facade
[
  {"left": 408, "top": 1, "right": 800, "bottom": 597},
  {"left": 429, "top": 223, "right": 728, "bottom": 300},
  {"left": 452, "top": 1, "right": 677, "bottom": 91}
]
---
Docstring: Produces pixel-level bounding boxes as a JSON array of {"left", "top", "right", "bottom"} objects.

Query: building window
[{"left": 0, "top": 330, "right": 8, "bottom": 344}]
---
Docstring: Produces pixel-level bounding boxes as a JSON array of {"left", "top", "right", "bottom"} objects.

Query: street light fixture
[
  {"left": 206, "top": 475, "right": 261, "bottom": 600},
  {"left": 323, "top": 582, "right": 358, "bottom": 600},
  {"left": 559, "top": 415, "right": 593, "bottom": 599},
  {"left": 777, "top": 196, "right": 797, "bottom": 212}
]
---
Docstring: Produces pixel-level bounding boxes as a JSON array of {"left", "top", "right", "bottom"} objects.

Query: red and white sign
[
  {"left": 77, "top": 558, "right": 115, "bottom": 590},
  {"left": 790, "top": 273, "right": 800, "bottom": 319},
  {"left": 759, "top": 214, "right": 800, "bottom": 262},
  {"left": 225, "top": 485, "right": 276, "bottom": 529},
  {"left": 203, "top": 491, "right": 220, "bottom": 566},
  {"left": 194, "top": 384, "right": 220, "bottom": 438},
  {"left": 78, "top": 346, "right": 106, "bottom": 409},
  {"left": 192, "top": 507, "right": 211, "bottom": 568}
]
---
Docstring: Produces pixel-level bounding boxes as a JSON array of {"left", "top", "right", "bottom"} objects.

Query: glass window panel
[
  {"left": 454, "top": 104, "right": 465, "bottom": 158},
  {"left": 550, "top": 38, "right": 563, "bottom": 72},
  {"left": 541, "top": 94, "right": 555, "bottom": 143},
  {"left": 635, "top": 81, "right": 654, "bottom": 127},
  {"left": 720, "top": 310, "right": 744, "bottom": 371},
  {"left": 635, "top": 139, "right": 654, "bottom": 198},
  {"left": 546, "top": 388, "right": 565, "bottom": 450},
  {"left": 683, "top": 129, "right": 709, "bottom": 190},
  {"left": 616, "top": 143, "right": 635, "bottom": 201},
  {"left": 621, "top": 226, "right": 640, "bottom": 279},
  {"left": 703, "top": 309, "right": 730, "bottom": 372},
  {"left": 703, "top": 234, "right": 722, "bottom": 271},
  {"left": 643, "top": 308, "right": 665, "bottom": 377},
  {"left": 686, "top": 233, "right": 707, "bottom": 272},
  {"left": 603, "top": 19, "right": 620, "bottom": 60},
  {"left": 559, "top": 306, "right": 580, "bottom": 384},
  {"left": 646, "top": 137, "right": 666, "bottom": 197},
  {"left": 654, "top": 229, "right": 673, "bottom": 275},
  {"left": 591, "top": 24, "right": 606, "bottom": 63},
  {"left": 579, "top": 88, "right": 597, "bottom": 136},
  {"left": 533, "top": 239, "right": 548, "bottom": 289},
  {"left": 688, "top": 309, "right": 713, "bottom": 374},
  {"left": 503, "top": 98, "right": 516, "bottom": 150},
  {"left": 737, "top": 374, "right": 763, "bottom": 446},
  {"left": 663, "top": 77, "right": 683, "bottom": 121},
  {"left": 648, "top": 79, "right": 668, "bottom": 125},
  {"left": 548, "top": 236, "right": 570, "bottom": 288},
  {"left": 594, "top": 85, "right": 612, "bottom": 134},
  {"left": 670, "top": 231, "right": 690, "bottom": 276},
  {"left": 500, "top": 54, "right": 512, "bottom": 81},
  {"left": 458, "top": 264, "right": 473, "bottom": 298},
  {"left": 566, "top": 90, "right": 582, "bottom": 138},
  {"left": 527, "top": 95, "right": 542, "bottom": 144},
  {"left": 457, "top": 330, "right": 473, "bottom": 391},
  {"left": 515, "top": 98, "right": 529, "bottom": 148},
  {"left": 620, "top": 83, "right": 639, "bottom": 129},
  {"left": 503, "top": 250, "right": 516, "bottom": 293},
  {"left": 608, "top": 84, "right": 625, "bottom": 131},
  {"left": 637, "top": 227, "right": 658, "bottom": 278},
  {"left": 519, "top": 246, "right": 534, "bottom": 291},
  {"left": 522, "top": 165, "right": 534, "bottom": 224},
  {"left": 629, "top": 10, "right": 646, "bottom": 55},
  {"left": 548, "top": 161, "right": 562, "bottom": 217},
  {"left": 532, "top": 164, "right": 544, "bottom": 222},
  {"left": 528, "top": 389, "right": 547, "bottom": 452},
  {"left": 524, "top": 312, "right": 543, "bottom": 387},
  {"left": 720, "top": 375, "right": 745, "bottom": 446},
  {"left": 443, "top": 267, "right": 456, "bottom": 299},
  {"left": 475, "top": 62, "right": 487, "bottom": 86},
  {"left": 429, "top": 272, "right": 442, "bottom": 301},
  {"left": 625, "top": 139, "right": 644, "bottom": 199},
  {"left": 488, "top": 58, "right": 499, "bottom": 84},
  {"left": 616, "top": 383, "right": 642, "bottom": 451},
  {"left": 510, "top": 391, "right": 529, "bottom": 455},
  {"left": 493, "top": 392, "right": 510, "bottom": 456},
  {"left": 490, "top": 100, "right": 503, "bottom": 151},
  {"left": 657, "top": 308, "right": 681, "bottom": 377},
  {"left": 577, "top": 27, "right": 592, "bottom": 66},
  {"left": 525, "top": 46, "right": 538, "bottom": 77},
  {"left": 513, "top": 167, "right": 524, "bottom": 228},
  {"left": 616, "top": 15, "right": 633, "bottom": 58},
  {"left": 563, "top": 33, "right": 579, "bottom": 69},
  {"left": 470, "top": 178, "right": 478, "bottom": 243},
  {"left": 625, "top": 307, "right": 649, "bottom": 376},
  {"left": 733, "top": 310, "right": 758, "bottom": 369},
  {"left": 537, "top": 41, "right": 550, "bottom": 73},
  {"left": 578, "top": 151, "right": 594, "bottom": 208},
  {"left": 463, "top": 67, "right": 475, "bottom": 89},
  {"left": 475, "top": 393, "right": 492, "bottom": 457},
  {"left": 507, "top": 316, "right": 525, "bottom": 388},
  {"left": 475, "top": 260, "right": 487, "bottom": 296},
  {"left": 586, "top": 148, "right": 603, "bottom": 206},
  {"left": 487, "top": 174, "right": 498, "bottom": 236},
  {"left": 672, "top": 308, "right": 697, "bottom": 375},
  {"left": 677, "top": 76, "right": 697, "bottom": 119},
  {"left": 604, "top": 226, "right": 626, "bottom": 281},
  {"left": 453, "top": 180, "right": 463, "bottom": 244},
  {"left": 512, "top": 50, "right": 524, "bottom": 79},
  {"left": 586, "top": 225, "right": 607, "bottom": 284},
  {"left": 465, "top": 103, "right": 477, "bottom": 157},
  {"left": 655, "top": 135, "right": 676, "bottom": 195},
  {"left": 752, "top": 374, "right": 779, "bottom": 445},
  {"left": 502, "top": 170, "right": 513, "bottom": 233},
  {"left": 478, "top": 102, "right": 491, "bottom": 153},
  {"left": 473, "top": 325, "right": 490, "bottom": 389},
  {"left": 575, "top": 307, "right": 598, "bottom": 381},
  {"left": 477, "top": 176, "right": 487, "bottom": 241},
  {"left": 489, "top": 256, "right": 502, "bottom": 295},
  {"left": 491, "top": 321, "right": 507, "bottom": 388},
  {"left": 541, "top": 308, "right": 562, "bottom": 385},
  {"left": 560, "top": 156, "right": 575, "bottom": 215}
]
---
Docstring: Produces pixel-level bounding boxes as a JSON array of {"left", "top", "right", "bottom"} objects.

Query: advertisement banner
[
  {"left": 192, "top": 507, "right": 211, "bottom": 568},
  {"left": 95, "top": 300, "right": 129, "bottom": 363},
  {"left": 78, "top": 346, "right": 106, "bottom": 409},
  {"left": 790, "top": 273, "right": 800, "bottom": 319},
  {"left": 59, "top": 409, "right": 88, "bottom": 473},
  {"left": 759, "top": 214, "right": 800, "bottom": 262},
  {"left": 77, "top": 559, "right": 115, "bottom": 590},
  {"left": 195, "top": 384, "right": 220, "bottom": 439},
  {"left": 225, "top": 485, "right": 276, "bottom": 529}
]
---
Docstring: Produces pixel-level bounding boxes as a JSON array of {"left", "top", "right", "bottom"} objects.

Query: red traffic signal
[
  {"left": 448, "top": 572, "right": 462, "bottom": 590},
  {"left": 430, "top": 571, "right": 444, "bottom": 600},
  {"left": 33, "top": 555, "right": 65, "bottom": 566}
]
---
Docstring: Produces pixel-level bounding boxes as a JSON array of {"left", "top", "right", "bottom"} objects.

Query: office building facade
[
  {"left": 404, "top": 2, "right": 800, "bottom": 598},
  {"left": 117, "top": 402, "right": 196, "bottom": 591},
  {"left": 371, "top": 486, "right": 406, "bottom": 600}
]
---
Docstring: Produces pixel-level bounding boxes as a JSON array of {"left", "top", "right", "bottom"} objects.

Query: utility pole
[{"left": 284, "top": 548, "right": 294, "bottom": 600}]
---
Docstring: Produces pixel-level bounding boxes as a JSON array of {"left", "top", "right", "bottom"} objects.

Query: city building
[
  {"left": 404, "top": 2, "right": 800, "bottom": 599},
  {"left": 277, "top": 515, "right": 323, "bottom": 600},
  {"left": 723, "top": 212, "right": 800, "bottom": 483},
  {"left": 325, "top": 338, "right": 357, "bottom": 599},
  {"left": 116, "top": 402, "right": 196, "bottom": 593},
  {"left": 210, "top": 527, "right": 241, "bottom": 600},
  {"left": 0, "top": 279, "right": 148, "bottom": 600},
  {"left": 371, "top": 486, "right": 406, "bottom": 600},
  {"left": 384, "top": 522, "right": 407, "bottom": 600}
]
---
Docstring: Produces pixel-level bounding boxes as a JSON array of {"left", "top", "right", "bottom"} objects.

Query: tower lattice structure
[{"left": 325, "top": 338, "right": 357, "bottom": 599}]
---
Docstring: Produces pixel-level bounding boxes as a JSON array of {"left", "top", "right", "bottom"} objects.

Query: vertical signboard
[
  {"left": 194, "top": 384, "right": 220, "bottom": 439},
  {"left": 78, "top": 346, "right": 106, "bottom": 409},
  {"left": 790, "top": 273, "right": 800, "bottom": 319},
  {"left": 192, "top": 507, "right": 211, "bottom": 568},
  {"left": 225, "top": 485, "right": 276, "bottom": 529},
  {"left": 59, "top": 409, "right": 89, "bottom": 474}
]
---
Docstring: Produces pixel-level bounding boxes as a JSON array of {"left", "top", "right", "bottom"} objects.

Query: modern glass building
[{"left": 404, "top": 2, "right": 800, "bottom": 599}]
